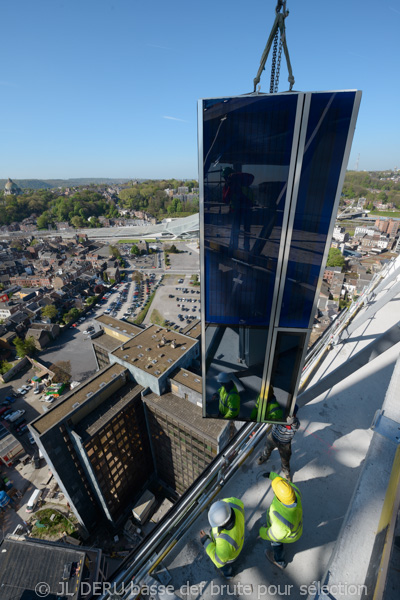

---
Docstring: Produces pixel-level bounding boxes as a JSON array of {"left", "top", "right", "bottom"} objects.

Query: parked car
[
  {"left": 1, "top": 401, "right": 11, "bottom": 407},
  {"left": 7, "top": 410, "right": 26, "bottom": 422},
  {"left": 17, "top": 425, "right": 28, "bottom": 436},
  {"left": 17, "top": 388, "right": 27, "bottom": 395},
  {"left": 5, "top": 396, "right": 16, "bottom": 403}
]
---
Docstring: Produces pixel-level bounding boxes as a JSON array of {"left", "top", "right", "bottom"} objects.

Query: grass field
[{"left": 369, "top": 211, "right": 400, "bottom": 218}]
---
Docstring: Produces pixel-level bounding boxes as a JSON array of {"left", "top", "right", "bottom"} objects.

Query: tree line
[{"left": 342, "top": 171, "right": 400, "bottom": 209}]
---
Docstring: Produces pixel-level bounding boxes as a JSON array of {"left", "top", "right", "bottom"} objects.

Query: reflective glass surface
[
  {"left": 202, "top": 95, "right": 299, "bottom": 326},
  {"left": 259, "top": 331, "right": 307, "bottom": 421},
  {"left": 279, "top": 91, "right": 357, "bottom": 328},
  {"left": 204, "top": 324, "right": 268, "bottom": 420}
]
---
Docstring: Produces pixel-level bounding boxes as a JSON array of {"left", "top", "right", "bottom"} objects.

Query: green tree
[
  {"left": 86, "top": 296, "right": 96, "bottom": 305},
  {"left": 63, "top": 308, "right": 80, "bottom": 324},
  {"left": 130, "top": 245, "right": 140, "bottom": 255},
  {"left": 0, "top": 361, "right": 13, "bottom": 375},
  {"left": 326, "top": 248, "right": 345, "bottom": 268},
  {"left": 13, "top": 336, "right": 36, "bottom": 357},
  {"left": 41, "top": 305, "right": 58, "bottom": 321},
  {"left": 71, "top": 215, "right": 85, "bottom": 228},
  {"left": 36, "top": 212, "right": 52, "bottom": 229},
  {"left": 109, "top": 245, "right": 121, "bottom": 259}
]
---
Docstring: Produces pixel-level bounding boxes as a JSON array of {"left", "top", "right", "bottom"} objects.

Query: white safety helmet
[
  {"left": 208, "top": 501, "right": 231, "bottom": 528},
  {"left": 217, "top": 372, "right": 231, "bottom": 384}
]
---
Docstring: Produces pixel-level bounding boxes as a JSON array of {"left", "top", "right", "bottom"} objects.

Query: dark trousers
[
  {"left": 271, "top": 542, "right": 286, "bottom": 567},
  {"left": 261, "top": 431, "right": 292, "bottom": 476}
]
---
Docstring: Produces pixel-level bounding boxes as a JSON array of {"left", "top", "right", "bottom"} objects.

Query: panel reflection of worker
[
  {"left": 222, "top": 167, "right": 254, "bottom": 253},
  {"left": 212, "top": 372, "right": 240, "bottom": 419},
  {"left": 259, "top": 472, "right": 303, "bottom": 570},
  {"left": 250, "top": 385, "right": 283, "bottom": 421}
]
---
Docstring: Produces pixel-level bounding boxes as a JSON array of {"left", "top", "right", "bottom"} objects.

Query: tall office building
[
  {"left": 144, "top": 369, "right": 231, "bottom": 495},
  {"left": 29, "top": 323, "right": 228, "bottom": 533}
]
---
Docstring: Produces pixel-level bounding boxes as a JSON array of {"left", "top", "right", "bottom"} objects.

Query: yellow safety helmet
[{"left": 271, "top": 477, "right": 296, "bottom": 505}]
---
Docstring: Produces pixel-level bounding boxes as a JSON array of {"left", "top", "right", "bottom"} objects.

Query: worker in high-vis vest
[
  {"left": 213, "top": 372, "right": 240, "bottom": 419},
  {"left": 259, "top": 472, "right": 303, "bottom": 569},
  {"left": 250, "top": 386, "right": 283, "bottom": 421},
  {"left": 200, "top": 498, "right": 245, "bottom": 579}
]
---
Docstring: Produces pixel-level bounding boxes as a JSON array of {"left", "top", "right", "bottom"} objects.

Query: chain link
[
  {"left": 270, "top": 30, "right": 278, "bottom": 93},
  {"left": 274, "top": 37, "right": 283, "bottom": 93}
]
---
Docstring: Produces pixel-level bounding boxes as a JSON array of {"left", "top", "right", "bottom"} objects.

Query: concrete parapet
[{"left": 308, "top": 354, "right": 400, "bottom": 600}]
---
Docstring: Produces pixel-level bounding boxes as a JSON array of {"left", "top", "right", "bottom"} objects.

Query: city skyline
[{"left": 1, "top": 0, "right": 399, "bottom": 179}]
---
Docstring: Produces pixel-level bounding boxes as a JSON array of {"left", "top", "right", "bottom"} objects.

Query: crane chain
[
  {"left": 269, "top": 29, "right": 278, "bottom": 93},
  {"left": 274, "top": 36, "right": 283, "bottom": 93}
]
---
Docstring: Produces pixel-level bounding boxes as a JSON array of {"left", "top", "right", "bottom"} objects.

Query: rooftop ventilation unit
[
  {"left": 137, "top": 345, "right": 143, "bottom": 349},
  {"left": 146, "top": 364, "right": 152, "bottom": 369},
  {"left": 181, "top": 346, "right": 186, "bottom": 350},
  {"left": 195, "top": 378, "right": 201, "bottom": 383},
  {"left": 183, "top": 372, "right": 188, "bottom": 377},
  {"left": 111, "top": 373, "right": 118, "bottom": 379},
  {"left": 123, "top": 330, "right": 127, "bottom": 333},
  {"left": 72, "top": 402, "right": 80, "bottom": 409},
  {"left": 146, "top": 348, "right": 151, "bottom": 351},
  {"left": 99, "top": 382, "right": 106, "bottom": 388},
  {"left": 152, "top": 359, "right": 158, "bottom": 364},
  {"left": 155, "top": 370, "right": 161, "bottom": 375},
  {"left": 138, "top": 353, "right": 144, "bottom": 358},
  {"left": 123, "top": 355, "right": 129, "bottom": 359},
  {"left": 158, "top": 353, "right": 164, "bottom": 358},
  {"left": 86, "top": 392, "right": 93, "bottom": 398},
  {"left": 167, "top": 358, "right": 173, "bottom": 363}
]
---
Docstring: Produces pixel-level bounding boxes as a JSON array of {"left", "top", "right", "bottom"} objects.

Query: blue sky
[{"left": 1, "top": 0, "right": 399, "bottom": 179}]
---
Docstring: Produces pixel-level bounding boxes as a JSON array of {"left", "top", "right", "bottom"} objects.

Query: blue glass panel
[
  {"left": 202, "top": 95, "right": 299, "bottom": 326},
  {"left": 279, "top": 92, "right": 356, "bottom": 328}
]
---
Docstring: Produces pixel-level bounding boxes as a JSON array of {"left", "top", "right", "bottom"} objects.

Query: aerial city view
[{"left": 1, "top": 2, "right": 400, "bottom": 600}]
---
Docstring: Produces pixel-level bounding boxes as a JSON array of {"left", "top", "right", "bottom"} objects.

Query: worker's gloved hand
[
  {"left": 286, "top": 415, "right": 295, "bottom": 425},
  {"left": 262, "top": 472, "right": 271, "bottom": 479},
  {"left": 200, "top": 529, "right": 210, "bottom": 545}
]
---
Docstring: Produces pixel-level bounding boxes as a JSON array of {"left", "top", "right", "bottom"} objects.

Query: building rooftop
[
  {"left": 144, "top": 391, "right": 226, "bottom": 444},
  {"left": 96, "top": 314, "right": 143, "bottom": 337},
  {"left": 170, "top": 368, "right": 202, "bottom": 395},
  {"left": 92, "top": 331, "right": 123, "bottom": 352},
  {"left": 111, "top": 324, "right": 198, "bottom": 379},
  {"left": 75, "top": 381, "right": 144, "bottom": 440},
  {"left": 31, "top": 363, "right": 127, "bottom": 435},
  {"left": 180, "top": 318, "right": 201, "bottom": 339},
  {"left": 0, "top": 536, "right": 87, "bottom": 600}
]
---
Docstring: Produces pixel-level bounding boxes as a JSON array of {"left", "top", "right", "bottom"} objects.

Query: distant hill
[{"left": 0, "top": 178, "right": 133, "bottom": 190}]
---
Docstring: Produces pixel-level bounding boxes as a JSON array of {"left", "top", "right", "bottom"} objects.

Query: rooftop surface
[
  {"left": 75, "top": 382, "right": 144, "bottom": 440},
  {"left": 144, "top": 391, "right": 227, "bottom": 443},
  {"left": 30, "top": 363, "right": 127, "bottom": 435},
  {"left": 180, "top": 319, "right": 201, "bottom": 339},
  {"left": 0, "top": 536, "right": 86, "bottom": 600},
  {"left": 96, "top": 314, "right": 143, "bottom": 337},
  {"left": 144, "top": 266, "right": 400, "bottom": 600},
  {"left": 92, "top": 331, "right": 123, "bottom": 352},
  {"left": 170, "top": 368, "right": 203, "bottom": 395},
  {"left": 111, "top": 324, "right": 198, "bottom": 379}
]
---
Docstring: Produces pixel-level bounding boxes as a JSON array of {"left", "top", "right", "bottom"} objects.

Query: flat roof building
[
  {"left": 109, "top": 324, "right": 199, "bottom": 395},
  {"left": 0, "top": 534, "right": 105, "bottom": 600}
]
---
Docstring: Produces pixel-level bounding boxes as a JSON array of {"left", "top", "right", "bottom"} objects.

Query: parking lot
[
  {"left": 0, "top": 365, "right": 49, "bottom": 453},
  {"left": 144, "top": 273, "right": 201, "bottom": 328}
]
